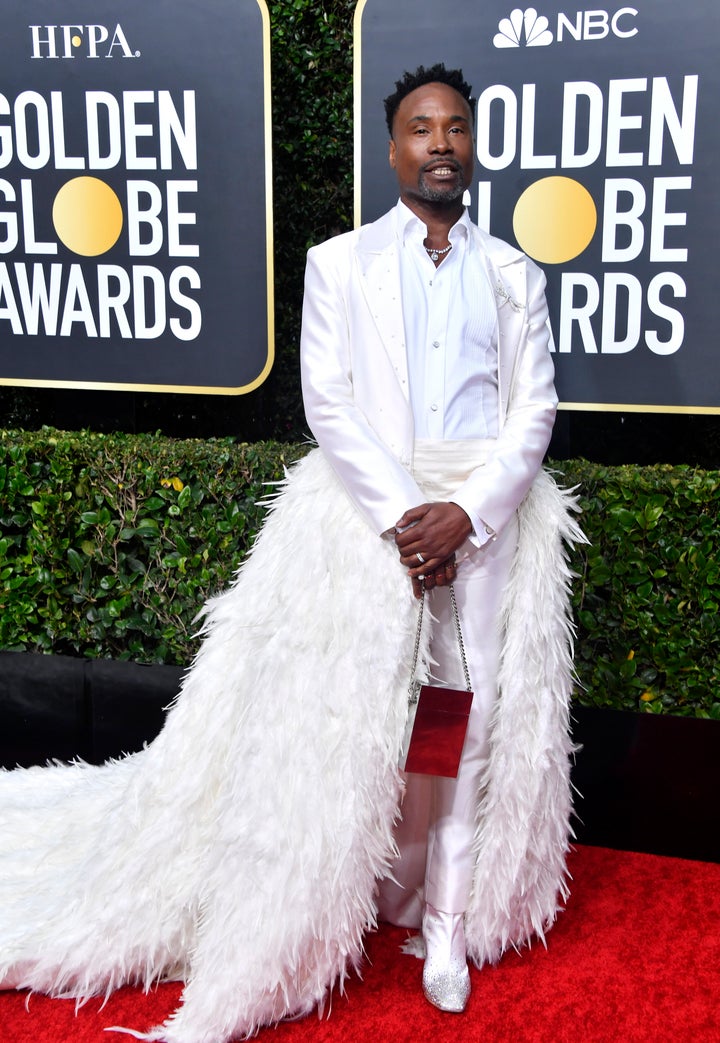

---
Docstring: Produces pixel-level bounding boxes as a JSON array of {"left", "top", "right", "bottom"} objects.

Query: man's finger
[{"left": 395, "top": 503, "right": 431, "bottom": 530}]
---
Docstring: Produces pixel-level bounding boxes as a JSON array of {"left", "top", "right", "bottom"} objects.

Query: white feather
[{"left": 0, "top": 450, "right": 583, "bottom": 1041}]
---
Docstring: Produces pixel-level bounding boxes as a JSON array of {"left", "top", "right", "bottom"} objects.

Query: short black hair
[{"left": 383, "top": 63, "right": 475, "bottom": 137}]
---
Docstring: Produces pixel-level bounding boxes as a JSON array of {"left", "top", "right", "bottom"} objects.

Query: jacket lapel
[
  {"left": 353, "top": 211, "right": 530, "bottom": 423},
  {"left": 471, "top": 226, "right": 528, "bottom": 426},
  {"left": 354, "top": 211, "right": 410, "bottom": 401}
]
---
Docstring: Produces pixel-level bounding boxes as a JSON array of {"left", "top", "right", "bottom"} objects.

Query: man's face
[{"left": 388, "top": 82, "right": 474, "bottom": 210}]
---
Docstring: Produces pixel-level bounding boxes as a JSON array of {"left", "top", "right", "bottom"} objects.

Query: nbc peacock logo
[
  {"left": 493, "top": 8, "right": 554, "bottom": 47},
  {"left": 493, "top": 6, "right": 640, "bottom": 47}
]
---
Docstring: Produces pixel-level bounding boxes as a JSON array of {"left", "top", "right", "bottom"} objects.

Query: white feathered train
[{"left": 0, "top": 448, "right": 584, "bottom": 1043}]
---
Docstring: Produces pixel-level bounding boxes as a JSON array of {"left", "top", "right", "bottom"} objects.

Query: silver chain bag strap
[{"left": 400, "top": 583, "right": 474, "bottom": 777}]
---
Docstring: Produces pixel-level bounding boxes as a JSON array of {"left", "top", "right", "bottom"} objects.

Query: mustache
[{"left": 420, "top": 159, "right": 462, "bottom": 174}]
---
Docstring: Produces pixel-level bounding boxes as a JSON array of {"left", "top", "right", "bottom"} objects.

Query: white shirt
[
  {"left": 395, "top": 201, "right": 499, "bottom": 547},
  {"left": 395, "top": 200, "right": 499, "bottom": 441}
]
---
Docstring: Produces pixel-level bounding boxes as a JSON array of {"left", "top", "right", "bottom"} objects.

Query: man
[
  {"left": 0, "top": 65, "right": 579, "bottom": 1042},
  {"left": 301, "top": 64, "right": 562, "bottom": 1013}
]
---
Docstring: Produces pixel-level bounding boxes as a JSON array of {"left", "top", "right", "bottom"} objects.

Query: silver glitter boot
[{"left": 421, "top": 903, "right": 471, "bottom": 1013}]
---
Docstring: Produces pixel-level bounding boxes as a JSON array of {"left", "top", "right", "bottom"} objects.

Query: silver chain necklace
[{"left": 424, "top": 243, "right": 452, "bottom": 262}]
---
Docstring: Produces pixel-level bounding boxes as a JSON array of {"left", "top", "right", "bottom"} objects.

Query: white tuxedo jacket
[{"left": 300, "top": 206, "right": 557, "bottom": 540}]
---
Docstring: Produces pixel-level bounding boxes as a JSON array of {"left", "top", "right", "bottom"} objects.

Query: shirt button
[
  {"left": 432, "top": 340, "right": 440, "bottom": 348},
  {"left": 431, "top": 404, "right": 438, "bottom": 412}
]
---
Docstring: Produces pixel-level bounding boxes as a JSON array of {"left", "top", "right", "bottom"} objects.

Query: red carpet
[{"left": 2, "top": 845, "right": 719, "bottom": 1043}]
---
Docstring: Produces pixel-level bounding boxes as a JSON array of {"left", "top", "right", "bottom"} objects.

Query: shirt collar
[{"left": 394, "top": 198, "right": 472, "bottom": 247}]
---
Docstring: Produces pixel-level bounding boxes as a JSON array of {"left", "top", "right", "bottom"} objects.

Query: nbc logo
[
  {"left": 493, "top": 8, "right": 553, "bottom": 47},
  {"left": 493, "top": 6, "right": 639, "bottom": 47}
]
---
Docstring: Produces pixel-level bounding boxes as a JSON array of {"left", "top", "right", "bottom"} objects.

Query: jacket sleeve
[
  {"left": 300, "top": 242, "right": 426, "bottom": 536},
  {"left": 449, "top": 259, "right": 558, "bottom": 539}
]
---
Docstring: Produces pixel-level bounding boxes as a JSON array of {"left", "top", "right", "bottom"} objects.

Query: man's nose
[{"left": 428, "top": 133, "right": 453, "bottom": 153}]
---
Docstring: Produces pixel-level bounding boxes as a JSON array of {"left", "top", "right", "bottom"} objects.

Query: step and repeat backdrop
[
  {"left": 0, "top": 0, "right": 272, "bottom": 394},
  {"left": 2, "top": 2, "right": 717, "bottom": 411},
  {"left": 355, "top": 0, "right": 719, "bottom": 412}
]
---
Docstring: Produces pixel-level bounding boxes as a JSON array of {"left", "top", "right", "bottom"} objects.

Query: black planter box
[
  {"left": 0, "top": 651, "right": 183, "bottom": 767},
  {"left": 1, "top": 652, "right": 718, "bottom": 863}
]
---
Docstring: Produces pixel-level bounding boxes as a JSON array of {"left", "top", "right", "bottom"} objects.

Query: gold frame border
[
  {"left": 559, "top": 402, "right": 720, "bottom": 415},
  {"left": 353, "top": 0, "right": 368, "bottom": 229},
  {"left": 0, "top": 0, "right": 274, "bottom": 398}
]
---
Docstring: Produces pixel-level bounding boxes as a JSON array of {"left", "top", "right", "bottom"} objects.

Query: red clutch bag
[{"left": 400, "top": 585, "right": 473, "bottom": 779}]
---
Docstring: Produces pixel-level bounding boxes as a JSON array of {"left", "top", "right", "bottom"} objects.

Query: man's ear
[{"left": 388, "top": 138, "right": 396, "bottom": 169}]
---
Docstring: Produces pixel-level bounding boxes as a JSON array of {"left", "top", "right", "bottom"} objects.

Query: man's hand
[
  {"left": 407, "top": 557, "right": 457, "bottom": 598},
  {"left": 394, "top": 502, "right": 472, "bottom": 597}
]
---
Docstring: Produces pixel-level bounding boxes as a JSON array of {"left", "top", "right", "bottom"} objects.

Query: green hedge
[
  {"left": 2, "top": 430, "right": 719, "bottom": 719},
  {"left": 560, "top": 459, "right": 720, "bottom": 719},
  {"left": 0, "top": 429, "right": 307, "bottom": 664},
  {"left": 263, "top": 0, "right": 356, "bottom": 438}
]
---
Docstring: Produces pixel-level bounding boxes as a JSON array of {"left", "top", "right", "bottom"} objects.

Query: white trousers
[{"left": 377, "top": 440, "right": 518, "bottom": 923}]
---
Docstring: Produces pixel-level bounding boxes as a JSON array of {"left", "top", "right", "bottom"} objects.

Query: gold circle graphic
[
  {"left": 513, "top": 176, "right": 597, "bottom": 264},
  {"left": 52, "top": 177, "right": 123, "bottom": 257},
  {"left": 71, "top": 34, "right": 82, "bottom": 47}
]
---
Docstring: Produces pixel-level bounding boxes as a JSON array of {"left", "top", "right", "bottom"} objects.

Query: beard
[{"left": 416, "top": 169, "right": 466, "bottom": 205}]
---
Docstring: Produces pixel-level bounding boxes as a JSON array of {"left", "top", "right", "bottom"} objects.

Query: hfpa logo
[
  {"left": 29, "top": 24, "right": 140, "bottom": 58},
  {"left": 493, "top": 7, "right": 638, "bottom": 47}
]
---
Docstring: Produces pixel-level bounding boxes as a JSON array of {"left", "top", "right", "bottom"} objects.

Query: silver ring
[{"left": 416, "top": 552, "right": 425, "bottom": 564}]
